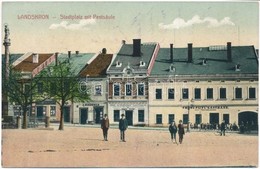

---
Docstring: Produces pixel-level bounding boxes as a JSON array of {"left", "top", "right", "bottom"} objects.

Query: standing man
[
  {"left": 220, "top": 120, "right": 226, "bottom": 136},
  {"left": 169, "top": 121, "right": 178, "bottom": 144},
  {"left": 101, "top": 114, "right": 109, "bottom": 141},
  {"left": 119, "top": 114, "right": 128, "bottom": 142},
  {"left": 178, "top": 120, "right": 185, "bottom": 144}
]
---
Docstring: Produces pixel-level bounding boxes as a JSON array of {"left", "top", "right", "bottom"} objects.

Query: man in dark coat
[
  {"left": 119, "top": 114, "right": 128, "bottom": 142},
  {"left": 220, "top": 120, "right": 226, "bottom": 136},
  {"left": 178, "top": 120, "right": 185, "bottom": 144},
  {"left": 101, "top": 114, "right": 109, "bottom": 141},
  {"left": 169, "top": 121, "right": 178, "bottom": 144}
]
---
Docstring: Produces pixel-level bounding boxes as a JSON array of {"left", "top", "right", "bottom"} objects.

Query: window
[
  {"left": 235, "top": 87, "right": 242, "bottom": 99},
  {"left": 182, "top": 88, "right": 189, "bottom": 99},
  {"left": 156, "top": 89, "right": 162, "bottom": 99},
  {"left": 138, "top": 110, "right": 144, "bottom": 122},
  {"left": 220, "top": 88, "right": 226, "bottom": 99},
  {"left": 168, "top": 88, "right": 175, "bottom": 99},
  {"left": 125, "top": 83, "right": 132, "bottom": 96},
  {"left": 194, "top": 88, "right": 201, "bottom": 100},
  {"left": 50, "top": 106, "right": 56, "bottom": 116},
  {"left": 249, "top": 87, "right": 256, "bottom": 99},
  {"left": 95, "top": 85, "right": 102, "bottom": 95},
  {"left": 183, "top": 114, "right": 188, "bottom": 124},
  {"left": 207, "top": 88, "right": 213, "bottom": 99},
  {"left": 138, "top": 83, "right": 144, "bottom": 96},
  {"left": 156, "top": 114, "right": 162, "bottom": 124},
  {"left": 168, "top": 114, "right": 175, "bottom": 124},
  {"left": 38, "top": 82, "right": 43, "bottom": 94},
  {"left": 114, "top": 110, "right": 120, "bottom": 122},
  {"left": 113, "top": 83, "right": 120, "bottom": 96}
]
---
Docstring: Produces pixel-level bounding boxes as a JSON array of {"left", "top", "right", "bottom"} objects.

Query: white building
[{"left": 149, "top": 43, "right": 258, "bottom": 128}]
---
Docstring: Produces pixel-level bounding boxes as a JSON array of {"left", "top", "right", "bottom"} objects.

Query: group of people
[
  {"left": 101, "top": 113, "right": 128, "bottom": 142},
  {"left": 168, "top": 120, "right": 185, "bottom": 144},
  {"left": 101, "top": 113, "right": 186, "bottom": 144}
]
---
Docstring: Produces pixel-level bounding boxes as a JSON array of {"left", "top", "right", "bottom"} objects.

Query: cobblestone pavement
[{"left": 2, "top": 125, "right": 258, "bottom": 167}]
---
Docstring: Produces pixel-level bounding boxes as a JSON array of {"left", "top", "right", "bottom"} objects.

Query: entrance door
[
  {"left": 239, "top": 111, "right": 258, "bottom": 130},
  {"left": 37, "top": 106, "right": 44, "bottom": 117},
  {"left": 195, "top": 114, "right": 202, "bottom": 124},
  {"left": 63, "top": 106, "right": 70, "bottom": 123},
  {"left": 36, "top": 106, "right": 46, "bottom": 122},
  {"left": 80, "top": 108, "right": 88, "bottom": 124},
  {"left": 94, "top": 107, "right": 104, "bottom": 124},
  {"left": 125, "top": 110, "right": 133, "bottom": 126},
  {"left": 210, "top": 113, "right": 219, "bottom": 124},
  {"left": 223, "top": 114, "right": 230, "bottom": 124}
]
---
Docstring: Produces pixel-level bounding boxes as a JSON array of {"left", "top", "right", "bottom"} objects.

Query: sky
[{"left": 1, "top": 1, "right": 259, "bottom": 54}]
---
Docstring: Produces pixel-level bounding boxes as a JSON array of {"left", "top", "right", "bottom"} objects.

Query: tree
[
  {"left": 39, "top": 60, "right": 91, "bottom": 130},
  {"left": 2, "top": 66, "right": 45, "bottom": 129}
]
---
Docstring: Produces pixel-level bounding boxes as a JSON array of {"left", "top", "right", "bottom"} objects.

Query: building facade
[
  {"left": 107, "top": 39, "right": 160, "bottom": 126},
  {"left": 149, "top": 43, "right": 258, "bottom": 128},
  {"left": 72, "top": 52, "right": 113, "bottom": 124}
]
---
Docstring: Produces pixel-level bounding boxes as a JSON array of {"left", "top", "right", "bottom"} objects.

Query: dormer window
[
  {"left": 169, "top": 64, "right": 175, "bottom": 72},
  {"left": 202, "top": 59, "right": 207, "bottom": 65},
  {"left": 235, "top": 64, "right": 241, "bottom": 71},
  {"left": 116, "top": 60, "right": 122, "bottom": 67},
  {"left": 140, "top": 61, "right": 145, "bottom": 67}
]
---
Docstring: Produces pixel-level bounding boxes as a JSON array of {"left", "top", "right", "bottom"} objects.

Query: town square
[
  {"left": 1, "top": 1, "right": 259, "bottom": 168},
  {"left": 2, "top": 125, "right": 258, "bottom": 167}
]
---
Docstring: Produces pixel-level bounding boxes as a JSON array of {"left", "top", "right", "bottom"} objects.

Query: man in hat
[
  {"left": 220, "top": 120, "right": 226, "bottom": 136},
  {"left": 178, "top": 120, "right": 185, "bottom": 144},
  {"left": 119, "top": 114, "right": 128, "bottom": 142},
  {"left": 101, "top": 113, "right": 109, "bottom": 141}
]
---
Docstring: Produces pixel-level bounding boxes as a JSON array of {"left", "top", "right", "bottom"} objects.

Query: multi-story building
[
  {"left": 106, "top": 39, "right": 160, "bottom": 126},
  {"left": 35, "top": 51, "right": 96, "bottom": 123},
  {"left": 149, "top": 42, "right": 258, "bottom": 128},
  {"left": 72, "top": 50, "right": 113, "bottom": 124}
]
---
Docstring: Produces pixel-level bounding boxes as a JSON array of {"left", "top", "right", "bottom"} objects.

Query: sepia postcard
[{"left": 1, "top": 0, "right": 259, "bottom": 168}]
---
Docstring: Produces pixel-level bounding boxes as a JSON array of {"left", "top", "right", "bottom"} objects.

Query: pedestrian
[
  {"left": 169, "top": 121, "right": 178, "bottom": 144},
  {"left": 220, "top": 120, "right": 226, "bottom": 136},
  {"left": 101, "top": 114, "right": 109, "bottom": 141},
  {"left": 178, "top": 120, "right": 185, "bottom": 144},
  {"left": 119, "top": 114, "right": 128, "bottom": 142}
]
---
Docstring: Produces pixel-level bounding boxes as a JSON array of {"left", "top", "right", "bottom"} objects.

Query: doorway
[
  {"left": 125, "top": 110, "right": 133, "bottom": 126},
  {"left": 80, "top": 108, "right": 88, "bottom": 124},
  {"left": 209, "top": 113, "right": 219, "bottom": 124},
  {"left": 94, "top": 106, "right": 104, "bottom": 124},
  {"left": 63, "top": 106, "right": 70, "bottom": 123},
  {"left": 238, "top": 111, "right": 258, "bottom": 130}
]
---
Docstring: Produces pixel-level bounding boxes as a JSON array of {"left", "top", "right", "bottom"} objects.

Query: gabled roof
[
  {"left": 79, "top": 53, "right": 113, "bottom": 77},
  {"left": 56, "top": 53, "right": 96, "bottom": 75},
  {"left": 151, "top": 45, "right": 258, "bottom": 76},
  {"left": 13, "top": 53, "right": 54, "bottom": 72},
  {"left": 107, "top": 42, "right": 157, "bottom": 73}
]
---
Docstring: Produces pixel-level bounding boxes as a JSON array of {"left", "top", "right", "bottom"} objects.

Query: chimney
[
  {"left": 68, "top": 51, "right": 71, "bottom": 58},
  {"left": 188, "top": 43, "right": 193, "bottom": 63},
  {"left": 133, "top": 39, "right": 141, "bottom": 56},
  {"left": 32, "top": 53, "right": 39, "bottom": 63},
  {"left": 76, "top": 51, "right": 79, "bottom": 55},
  {"left": 55, "top": 52, "right": 58, "bottom": 66},
  {"left": 122, "top": 40, "right": 126, "bottom": 45},
  {"left": 227, "top": 42, "right": 232, "bottom": 62},
  {"left": 170, "top": 43, "right": 173, "bottom": 63}
]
